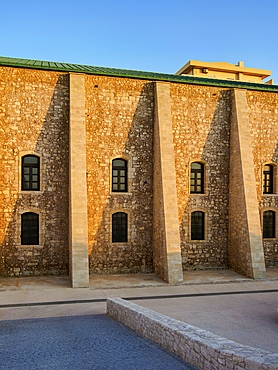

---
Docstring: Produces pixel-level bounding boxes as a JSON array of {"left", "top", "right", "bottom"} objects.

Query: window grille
[
  {"left": 112, "top": 212, "right": 127, "bottom": 242},
  {"left": 263, "top": 210, "right": 275, "bottom": 239},
  {"left": 21, "top": 212, "right": 39, "bottom": 245},
  {"left": 191, "top": 211, "right": 205, "bottom": 240}
]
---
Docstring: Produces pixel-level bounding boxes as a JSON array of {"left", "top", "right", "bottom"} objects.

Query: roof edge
[{"left": 0, "top": 56, "right": 278, "bottom": 93}]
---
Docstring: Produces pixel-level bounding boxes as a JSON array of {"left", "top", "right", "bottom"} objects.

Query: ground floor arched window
[
  {"left": 263, "top": 210, "right": 275, "bottom": 239},
  {"left": 191, "top": 211, "right": 205, "bottom": 240},
  {"left": 21, "top": 212, "right": 39, "bottom": 245},
  {"left": 112, "top": 212, "right": 127, "bottom": 242}
]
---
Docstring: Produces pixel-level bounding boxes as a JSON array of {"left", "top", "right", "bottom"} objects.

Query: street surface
[{"left": 0, "top": 314, "right": 197, "bottom": 370}]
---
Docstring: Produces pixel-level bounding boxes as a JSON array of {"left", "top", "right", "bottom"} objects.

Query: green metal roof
[{"left": 0, "top": 55, "right": 278, "bottom": 93}]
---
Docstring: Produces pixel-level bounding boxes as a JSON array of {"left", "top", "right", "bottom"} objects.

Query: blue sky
[{"left": 1, "top": 0, "right": 278, "bottom": 83}]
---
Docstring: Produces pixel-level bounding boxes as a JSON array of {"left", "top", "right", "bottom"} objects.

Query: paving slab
[{"left": 134, "top": 292, "right": 278, "bottom": 354}]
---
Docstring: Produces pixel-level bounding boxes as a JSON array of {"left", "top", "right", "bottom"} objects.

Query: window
[
  {"left": 21, "top": 212, "right": 39, "bottom": 245},
  {"left": 263, "top": 164, "right": 273, "bottom": 194},
  {"left": 22, "top": 155, "right": 40, "bottom": 191},
  {"left": 190, "top": 162, "right": 204, "bottom": 194},
  {"left": 112, "top": 159, "right": 127, "bottom": 192},
  {"left": 112, "top": 212, "right": 127, "bottom": 242},
  {"left": 263, "top": 211, "right": 275, "bottom": 239},
  {"left": 191, "top": 211, "right": 205, "bottom": 240}
]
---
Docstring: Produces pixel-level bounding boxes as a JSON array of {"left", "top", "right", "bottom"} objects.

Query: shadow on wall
[
  {"left": 0, "top": 75, "right": 69, "bottom": 277},
  {"left": 261, "top": 137, "right": 278, "bottom": 267},
  {"left": 178, "top": 90, "right": 231, "bottom": 271},
  {"left": 87, "top": 82, "right": 154, "bottom": 275}
]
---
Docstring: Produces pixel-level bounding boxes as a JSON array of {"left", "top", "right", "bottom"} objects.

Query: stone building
[{"left": 0, "top": 56, "right": 277, "bottom": 287}]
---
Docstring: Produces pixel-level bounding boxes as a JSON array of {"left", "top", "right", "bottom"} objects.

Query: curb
[{"left": 1, "top": 288, "right": 278, "bottom": 309}]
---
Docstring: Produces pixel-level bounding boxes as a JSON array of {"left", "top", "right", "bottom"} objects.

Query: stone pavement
[
  {"left": 1, "top": 268, "right": 277, "bottom": 294},
  {"left": 135, "top": 287, "right": 278, "bottom": 353},
  {"left": 0, "top": 314, "right": 198, "bottom": 370}
]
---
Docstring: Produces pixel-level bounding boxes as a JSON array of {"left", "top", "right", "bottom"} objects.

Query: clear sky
[{"left": 1, "top": 0, "right": 278, "bottom": 83}]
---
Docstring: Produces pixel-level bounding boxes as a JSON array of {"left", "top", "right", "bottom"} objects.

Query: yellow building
[{"left": 176, "top": 60, "right": 273, "bottom": 84}]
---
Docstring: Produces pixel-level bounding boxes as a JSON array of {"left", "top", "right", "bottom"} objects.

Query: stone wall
[
  {"left": 0, "top": 66, "right": 69, "bottom": 276},
  {"left": 107, "top": 298, "right": 278, "bottom": 370},
  {"left": 247, "top": 90, "right": 278, "bottom": 267},
  {"left": 85, "top": 76, "right": 154, "bottom": 274},
  {"left": 170, "top": 84, "right": 231, "bottom": 270},
  {"left": 0, "top": 63, "right": 277, "bottom": 279}
]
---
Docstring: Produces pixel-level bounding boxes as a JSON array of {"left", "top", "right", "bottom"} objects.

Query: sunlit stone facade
[{"left": 0, "top": 56, "right": 277, "bottom": 286}]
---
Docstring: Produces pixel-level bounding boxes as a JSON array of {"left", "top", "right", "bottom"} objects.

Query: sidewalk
[{"left": 0, "top": 268, "right": 277, "bottom": 306}]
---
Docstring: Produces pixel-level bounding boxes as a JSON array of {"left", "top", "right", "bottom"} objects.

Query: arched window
[
  {"left": 190, "top": 162, "right": 204, "bottom": 194},
  {"left": 112, "top": 159, "right": 127, "bottom": 192},
  {"left": 191, "top": 211, "right": 205, "bottom": 240},
  {"left": 263, "top": 210, "right": 275, "bottom": 239},
  {"left": 112, "top": 212, "right": 127, "bottom": 242},
  {"left": 21, "top": 212, "right": 39, "bottom": 245},
  {"left": 22, "top": 155, "right": 40, "bottom": 191},
  {"left": 263, "top": 164, "right": 274, "bottom": 194}
]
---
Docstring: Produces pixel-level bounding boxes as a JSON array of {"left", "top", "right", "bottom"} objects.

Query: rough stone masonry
[{"left": 0, "top": 56, "right": 277, "bottom": 286}]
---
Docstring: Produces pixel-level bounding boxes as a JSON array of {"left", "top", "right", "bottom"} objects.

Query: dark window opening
[
  {"left": 112, "top": 159, "right": 127, "bottom": 192},
  {"left": 263, "top": 211, "right": 275, "bottom": 239},
  {"left": 112, "top": 212, "right": 127, "bottom": 242},
  {"left": 190, "top": 162, "right": 204, "bottom": 194},
  {"left": 191, "top": 211, "right": 205, "bottom": 240},
  {"left": 263, "top": 164, "right": 274, "bottom": 194},
  {"left": 21, "top": 212, "right": 39, "bottom": 245},
  {"left": 22, "top": 155, "right": 40, "bottom": 191}
]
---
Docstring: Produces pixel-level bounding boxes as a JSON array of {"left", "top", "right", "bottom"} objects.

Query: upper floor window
[
  {"left": 263, "top": 210, "right": 275, "bottom": 239},
  {"left": 112, "top": 159, "right": 127, "bottom": 192},
  {"left": 22, "top": 155, "right": 40, "bottom": 191},
  {"left": 263, "top": 164, "right": 274, "bottom": 194},
  {"left": 21, "top": 212, "right": 39, "bottom": 245},
  {"left": 190, "top": 162, "right": 204, "bottom": 194},
  {"left": 191, "top": 211, "right": 205, "bottom": 240},
  {"left": 112, "top": 212, "right": 128, "bottom": 242}
]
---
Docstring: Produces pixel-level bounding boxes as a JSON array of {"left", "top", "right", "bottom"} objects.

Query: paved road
[{"left": 0, "top": 314, "right": 198, "bottom": 370}]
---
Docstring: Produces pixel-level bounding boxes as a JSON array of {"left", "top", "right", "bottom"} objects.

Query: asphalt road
[{"left": 0, "top": 314, "right": 198, "bottom": 370}]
